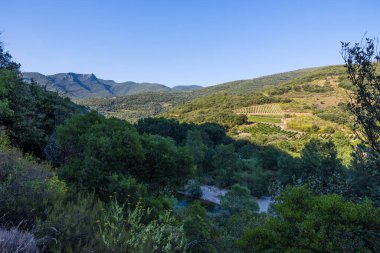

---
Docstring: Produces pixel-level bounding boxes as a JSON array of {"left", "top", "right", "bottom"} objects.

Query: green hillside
[
  {"left": 78, "top": 66, "right": 333, "bottom": 122},
  {"left": 78, "top": 65, "right": 356, "bottom": 159}
]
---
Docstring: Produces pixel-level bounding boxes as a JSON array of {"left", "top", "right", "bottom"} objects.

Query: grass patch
[
  {"left": 247, "top": 115, "right": 282, "bottom": 123},
  {"left": 287, "top": 115, "right": 338, "bottom": 133}
]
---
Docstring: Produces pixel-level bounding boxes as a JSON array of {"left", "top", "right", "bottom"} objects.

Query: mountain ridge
[{"left": 22, "top": 72, "right": 202, "bottom": 99}]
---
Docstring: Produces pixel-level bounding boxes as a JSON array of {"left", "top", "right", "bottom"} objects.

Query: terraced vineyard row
[
  {"left": 236, "top": 103, "right": 283, "bottom": 114},
  {"left": 243, "top": 124, "right": 347, "bottom": 142},
  {"left": 243, "top": 123, "right": 297, "bottom": 138}
]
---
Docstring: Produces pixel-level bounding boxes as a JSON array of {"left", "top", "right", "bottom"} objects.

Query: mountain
[
  {"left": 80, "top": 65, "right": 350, "bottom": 123},
  {"left": 22, "top": 72, "right": 201, "bottom": 99}
]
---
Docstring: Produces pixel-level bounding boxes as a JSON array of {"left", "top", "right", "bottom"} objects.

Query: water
[{"left": 257, "top": 197, "right": 272, "bottom": 213}]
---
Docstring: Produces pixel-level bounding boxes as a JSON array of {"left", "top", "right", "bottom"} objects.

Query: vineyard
[
  {"left": 243, "top": 123, "right": 337, "bottom": 141},
  {"left": 243, "top": 123, "right": 297, "bottom": 138},
  {"left": 236, "top": 103, "right": 283, "bottom": 114},
  {"left": 247, "top": 115, "right": 282, "bottom": 123}
]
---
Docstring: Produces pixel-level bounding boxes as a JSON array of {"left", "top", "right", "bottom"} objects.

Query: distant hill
[
  {"left": 172, "top": 85, "right": 202, "bottom": 91},
  {"left": 80, "top": 66, "right": 349, "bottom": 123},
  {"left": 22, "top": 72, "right": 201, "bottom": 99}
]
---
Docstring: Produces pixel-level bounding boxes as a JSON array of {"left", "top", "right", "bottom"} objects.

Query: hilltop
[{"left": 23, "top": 72, "right": 201, "bottom": 99}]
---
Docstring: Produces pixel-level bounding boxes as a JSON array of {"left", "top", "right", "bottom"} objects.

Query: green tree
[
  {"left": 239, "top": 186, "right": 380, "bottom": 253},
  {"left": 140, "top": 134, "right": 194, "bottom": 192},
  {"left": 348, "top": 144, "right": 380, "bottom": 206},
  {"left": 99, "top": 200, "right": 186, "bottom": 253},
  {"left": 0, "top": 147, "right": 67, "bottom": 228},
  {"left": 36, "top": 193, "right": 105, "bottom": 253},
  {"left": 0, "top": 69, "right": 17, "bottom": 116},
  {"left": 299, "top": 138, "right": 346, "bottom": 194},
  {"left": 57, "top": 112, "right": 144, "bottom": 199},
  {"left": 186, "top": 130, "right": 208, "bottom": 173},
  {"left": 220, "top": 184, "right": 259, "bottom": 215},
  {"left": 211, "top": 144, "right": 241, "bottom": 186},
  {"left": 182, "top": 201, "right": 217, "bottom": 253},
  {"left": 0, "top": 40, "right": 20, "bottom": 71},
  {"left": 341, "top": 38, "right": 380, "bottom": 155},
  {"left": 0, "top": 39, "right": 78, "bottom": 156}
]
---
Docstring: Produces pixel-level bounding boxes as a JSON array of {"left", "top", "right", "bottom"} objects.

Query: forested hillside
[{"left": 1, "top": 37, "right": 380, "bottom": 253}]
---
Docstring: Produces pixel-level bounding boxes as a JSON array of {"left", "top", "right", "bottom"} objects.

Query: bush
[
  {"left": 239, "top": 186, "right": 380, "bottom": 253},
  {"left": 98, "top": 200, "right": 186, "bottom": 253},
  {"left": 0, "top": 228, "right": 39, "bottom": 253},
  {"left": 221, "top": 184, "right": 259, "bottom": 215},
  {"left": 36, "top": 193, "right": 104, "bottom": 253},
  {"left": 184, "top": 180, "right": 203, "bottom": 198},
  {"left": 0, "top": 148, "right": 67, "bottom": 228}
]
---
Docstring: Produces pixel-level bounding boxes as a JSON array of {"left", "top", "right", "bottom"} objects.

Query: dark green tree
[
  {"left": 140, "top": 134, "right": 194, "bottom": 192},
  {"left": 57, "top": 112, "right": 144, "bottom": 199},
  {"left": 220, "top": 184, "right": 259, "bottom": 215},
  {"left": 299, "top": 138, "right": 346, "bottom": 194},
  {"left": 182, "top": 201, "right": 217, "bottom": 253},
  {"left": 0, "top": 39, "right": 79, "bottom": 156},
  {"left": 239, "top": 186, "right": 380, "bottom": 253},
  {"left": 341, "top": 38, "right": 380, "bottom": 155},
  {"left": 0, "top": 40, "right": 20, "bottom": 71}
]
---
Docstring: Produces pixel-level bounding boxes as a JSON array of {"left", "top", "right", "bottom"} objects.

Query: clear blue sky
[{"left": 1, "top": 0, "right": 379, "bottom": 87}]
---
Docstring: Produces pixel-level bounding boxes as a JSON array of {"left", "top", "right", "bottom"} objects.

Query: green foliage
[
  {"left": 0, "top": 78, "right": 79, "bottom": 156},
  {"left": 186, "top": 130, "right": 209, "bottom": 174},
  {"left": 36, "top": 193, "right": 104, "bottom": 252},
  {"left": 80, "top": 92, "right": 197, "bottom": 122},
  {"left": 299, "top": 138, "right": 346, "bottom": 194},
  {"left": 220, "top": 184, "right": 259, "bottom": 215},
  {"left": 166, "top": 93, "right": 281, "bottom": 128},
  {"left": 287, "top": 115, "right": 339, "bottom": 134},
  {"left": 213, "top": 210, "right": 266, "bottom": 253},
  {"left": 0, "top": 69, "right": 17, "bottom": 116},
  {"left": 236, "top": 103, "right": 283, "bottom": 114},
  {"left": 239, "top": 186, "right": 380, "bottom": 253},
  {"left": 184, "top": 180, "right": 203, "bottom": 198},
  {"left": 315, "top": 105, "right": 352, "bottom": 125},
  {"left": 57, "top": 112, "right": 144, "bottom": 198},
  {"left": 136, "top": 117, "right": 190, "bottom": 143},
  {"left": 0, "top": 148, "right": 67, "bottom": 228},
  {"left": 265, "top": 65, "right": 346, "bottom": 95},
  {"left": 57, "top": 112, "right": 194, "bottom": 200},
  {"left": 98, "top": 199, "right": 186, "bottom": 253},
  {"left": 247, "top": 115, "right": 282, "bottom": 124},
  {"left": 106, "top": 174, "right": 148, "bottom": 205},
  {"left": 181, "top": 201, "right": 216, "bottom": 253},
  {"left": 137, "top": 117, "right": 228, "bottom": 146},
  {"left": 244, "top": 123, "right": 297, "bottom": 138},
  {"left": 211, "top": 144, "right": 243, "bottom": 186},
  {"left": 342, "top": 38, "right": 380, "bottom": 155},
  {"left": 348, "top": 144, "right": 380, "bottom": 206},
  {"left": 140, "top": 133, "right": 194, "bottom": 192}
]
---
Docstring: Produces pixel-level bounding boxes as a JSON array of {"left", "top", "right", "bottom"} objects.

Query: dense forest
[{"left": 1, "top": 36, "right": 380, "bottom": 253}]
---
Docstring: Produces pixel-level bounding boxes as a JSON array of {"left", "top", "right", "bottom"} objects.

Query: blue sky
[{"left": 1, "top": 0, "right": 379, "bottom": 87}]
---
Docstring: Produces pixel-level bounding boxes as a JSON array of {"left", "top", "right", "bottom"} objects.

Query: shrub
[
  {"left": 98, "top": 200, "right": 186, "bottom": 253},
  {"left": 0, "top": 227, "right": 39, "bottom": 253},
  {"left": 0, "top": 148, "right": 67, "bottom": 228},
  {"left": 184, "top": 180, "right": 203, "bottom": 198},
  {"left": 36, "top": 193, "right": 104, "bottom": 253}
]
